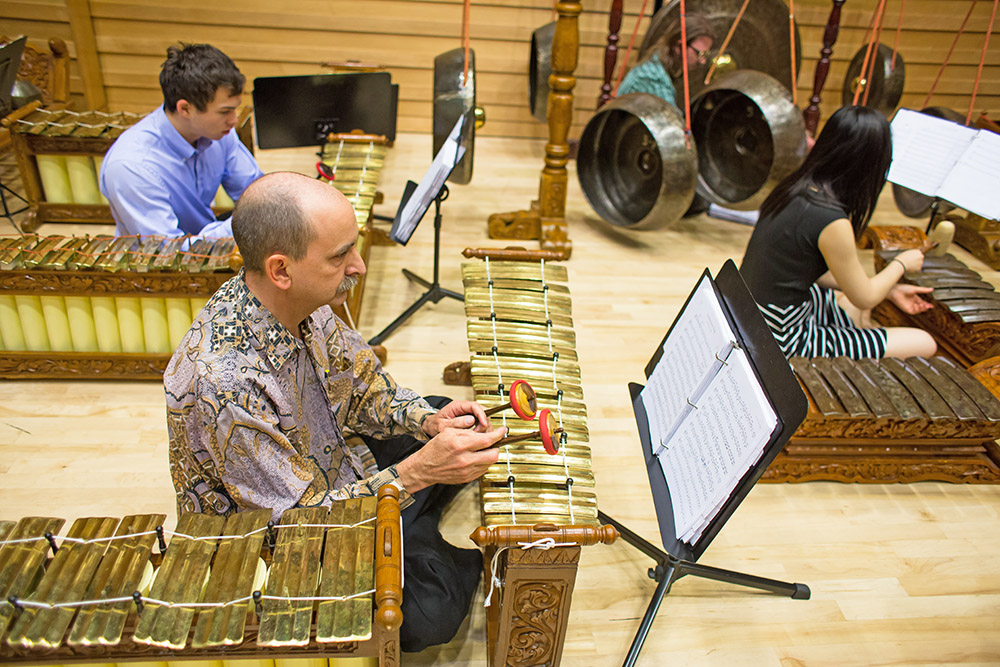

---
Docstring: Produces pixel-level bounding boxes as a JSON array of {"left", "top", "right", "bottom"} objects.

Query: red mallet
[
  {"left": 493, "top": 408, "right": 561, "bottom": 455},
  {"left": 316, "top": 161, "right": 336, "bottom": 181},
  {"left": 483, "top": 380, "right": 537, "bottom": 421}
]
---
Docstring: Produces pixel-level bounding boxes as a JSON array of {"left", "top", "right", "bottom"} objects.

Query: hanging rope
[
  {"left": 788, "top": 0, "right": 798, "bottom": 104},
  {"left": 680, "top": 0, "right": 692, "bottom": 143},
  {"left": 891, "top": 0, "right": 906, "bottom": 69},
  {"left": 967, "top": 0, "right": 999, "bottom": 124},
  {"left": 862, "top": 0, "right": 890, "bottom": 105},
  {"left": 922, "top": 0, "right": 977, "bottom": 108},
  {"left": 853, "top": 0, "right": 888, "bottom": 105},
  {"left": 612, "top": 0, "right": 651, "bottom": 96},
  {"left": 705, "top": 0, "right": 752, "bottom": 85},
  {"left": 462, "top": 0, "right": 471, "bottom": 84}
]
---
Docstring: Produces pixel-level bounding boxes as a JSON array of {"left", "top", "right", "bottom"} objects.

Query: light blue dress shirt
[{"left": 99, "top": 106, "right": 263, "bottom": 238}]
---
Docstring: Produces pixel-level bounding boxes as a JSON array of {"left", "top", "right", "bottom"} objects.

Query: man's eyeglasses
[{"left": 687, "top": 43, "right": 711, "bottom": 64}]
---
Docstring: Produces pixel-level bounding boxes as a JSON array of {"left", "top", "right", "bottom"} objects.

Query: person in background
[
  {"left": 616, "top": 14, "right": 715, "bottom": 106},
  {"left": 100, "top": 43, "right": 263, "bottom": 238},
  {"left": 739, "top": 105, "right": 937, "bottom": 360}
]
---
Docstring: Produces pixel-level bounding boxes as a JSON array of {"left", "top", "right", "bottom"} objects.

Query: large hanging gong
[
  {"left": 892, "top": 106, "right": 966, "bottom": 218},
  {"left": 841, "top": 43, "right": 905, "bottom": 118},
  {"left": 639, "top": 0, "right": 802, "bottom": 101},
  {"left": 529, "top": 22, "right": 556, "bottom": 122},
  {"left": 691, "top": 70, "right": 807, "bottom": 210},
  {"left": 577, "top": 93, "right": 697, "bottom": 229},
  {"left": 433, "top": 48, "right": 480, "bottom": 184}
]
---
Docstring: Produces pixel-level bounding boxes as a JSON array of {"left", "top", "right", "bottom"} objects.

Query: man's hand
[
  {"left": 888, "top": 283, "right": 934, "bottom": 314},
  {"left": 396, "top": 426, "right": 505, "bottom": 493},
  {"left": 422, "top": 400, "right": 491, "bottom": 436}
]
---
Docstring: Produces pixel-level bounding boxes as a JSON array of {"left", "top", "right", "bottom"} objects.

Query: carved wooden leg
[
  {"left": 803, "top": 0, "right": 846, "bottom": 136},
  {"left": 20, "top": 209, "right": 40, "bottom": 233},
  {"left": 598, "top": 0, "right": 624, "bottom": 108},
  {"left": 443, "top": 360, "right": 472, "bottom": 386},
  {"left": 485, "top": 546, "right": 581, "bottom": 667},
  {"left": 488, "top": 1, "right": 580, "bottom": 260}
]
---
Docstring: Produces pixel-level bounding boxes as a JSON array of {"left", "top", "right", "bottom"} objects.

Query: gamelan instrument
[
  {"left": 317, "top": 132, "right": 391, "bottom": 326},
  {"left": 689, "top": 70, "right": 807, "bottom": 211},
  {"left": 577, "top": 94, "right": 697, "bottom": 229},
  {"left": 0, "top": 487, "right": 403, "bottom": 666},
  {"left": 864, "top": 225, "right": 1000, "bottom": 367},
  {"left": 639, "top": 0, "right": 803, "bottom": 99},
  {"left": 578, "top": 68, "right": 807, "bottom": 227},
  {"left": 462, "top": 258, "right": 618, "bottom": 667},
  {"left": 9, "top": 108, "right": 252, "bottom": 233},
  {"left": 0, "top": 234, "right": 237, "bottom": 379},
  {"left": 841, "top": 43, "right": 905, "bottom": 118},
  {"left": 765, "top": 354, "right": 1000, "bottom": 483},
  {"left": 528, "top": 22, "right": 556, "bottom": 122},
  {"left": 432, "top": 48, "right": 485, "bottom": 185}
]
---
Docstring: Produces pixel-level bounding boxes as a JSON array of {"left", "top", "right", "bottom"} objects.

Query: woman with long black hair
[{"left": 740, "top": 106, "right": 937, "bottom": 359}]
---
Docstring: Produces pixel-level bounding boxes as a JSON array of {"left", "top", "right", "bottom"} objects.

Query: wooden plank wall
[{"left": 1, "top": 0, "right": 997, "bottom": 140}]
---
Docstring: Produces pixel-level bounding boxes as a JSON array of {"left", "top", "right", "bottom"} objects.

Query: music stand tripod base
[
  {"left": 368, "top": 185, "right": 462, "bottom": 346},
  {"left": 598, "top": 510, "right": 809, "bottom": 667}
]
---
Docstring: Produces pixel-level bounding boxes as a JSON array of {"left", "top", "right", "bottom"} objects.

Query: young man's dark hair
[{"left": 159, "top": 43, "right": 246, "bottom": 112}]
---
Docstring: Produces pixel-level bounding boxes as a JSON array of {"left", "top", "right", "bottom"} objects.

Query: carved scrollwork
[
  {"left": 762, "top": 456, "right": 1000, "bottom": 483},
  {"left": 506, "top": 581, "right": 565, "bottom": 667},
  {"left": 0, "top": 270, "right": 230, "bottom": 297},
  {"left": 0, "top": 353, "right": 169, "bottom": 379},
  {"left": 488, "top": 210, "right": 542, "bottom": 240}
]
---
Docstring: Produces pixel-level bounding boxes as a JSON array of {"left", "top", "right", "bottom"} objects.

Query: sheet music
[
  {"left": 886, "top": 108, "right": 999, "bottom": 219},
  {"left": 643, "top": 277, "right": 732, "bottom": 434},
  {"left": 391, "top": 114, "right": 467, "bottom": 243},
  {"left": 640, "top": 274, "right": 778, "bottom": 545},
  {"left": 936, "top": 131, "right": 1000, "bottom": 220}
]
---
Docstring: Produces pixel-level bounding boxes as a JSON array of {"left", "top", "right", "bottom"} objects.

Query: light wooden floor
[{"left": 2, "top": 133, "right": 999, "bottom": 666}]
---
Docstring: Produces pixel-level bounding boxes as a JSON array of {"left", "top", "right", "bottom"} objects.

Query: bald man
[{"left": 165, "top": 172, "right": 505, "bottom": 651}]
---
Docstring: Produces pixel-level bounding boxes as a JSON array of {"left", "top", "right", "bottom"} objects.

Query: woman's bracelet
[{"left": 891, "top": 257, "right": 907, "bottom": 273}]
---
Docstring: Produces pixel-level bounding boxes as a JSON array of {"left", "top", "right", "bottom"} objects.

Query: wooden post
[
  {"left": 65, "top": 0, "right": 107, "bottom": 110},
  {"left": 598, "top": 0, "right": 624, "bottom": 108},
  {"left": 486, "top": 1, "right": 582, "bottom": 259},
  {"left": 803, "top": 0, "right": 845, "bottom": 136}
]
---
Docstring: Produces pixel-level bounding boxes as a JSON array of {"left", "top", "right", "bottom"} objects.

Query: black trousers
[{"left": 364, "top": 396, "right": 481, "bottom": 653}]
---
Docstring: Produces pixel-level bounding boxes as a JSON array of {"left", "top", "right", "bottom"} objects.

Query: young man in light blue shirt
[{"left": 100, "top": 43, "right": 263, "bottom": 238}]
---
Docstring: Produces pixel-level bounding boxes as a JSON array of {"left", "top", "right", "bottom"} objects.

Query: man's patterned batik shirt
[{"left": 165, "top": 272, "right": 435, "bottom": 521}]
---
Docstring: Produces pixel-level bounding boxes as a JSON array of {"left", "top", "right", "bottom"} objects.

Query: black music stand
[
  {"left": 367, "top": 114, "right": 468, "bottom": 346},
  {"left": 0, "top": 36, "right": 29, "bottom": 223},
  {"left": 252, "top": 72, "right": 398, "bottom": 148},
  {"left": 601, "top": 260, "right": 810, "bottom": 667}
]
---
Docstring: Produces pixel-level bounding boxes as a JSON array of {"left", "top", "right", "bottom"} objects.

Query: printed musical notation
[
  {"left": 641, "top": 276, "right": 778, "bottom": 545},
  {"left": 888, "top": 108, "right": 1000, "bottom": 221}
]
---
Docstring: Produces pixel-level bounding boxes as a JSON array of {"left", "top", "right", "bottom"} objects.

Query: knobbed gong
[
  {"left": 841, "top": 43, "right": 906, "bottom": 118},
  {"left": 577, "top": 93, "right": 697, "bottom": 229},
  {"left": 529, "top": 22, "right": 556, "bottom": 122},
  {"left": 892, "top": 106, "right": 966, "bottom": 218},
  {"left": 433, "top": 48, "right": 483, "bottom": 185},
  {"left": 691, "top": 70, "right": 807, "bottom": 210},
  {"left": 639, "top": 0, "right": 802, "bottom": 101}
]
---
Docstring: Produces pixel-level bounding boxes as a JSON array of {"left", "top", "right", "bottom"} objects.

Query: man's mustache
[{"left": 338, "top": 274, "right": 360, "bottom": 293}]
